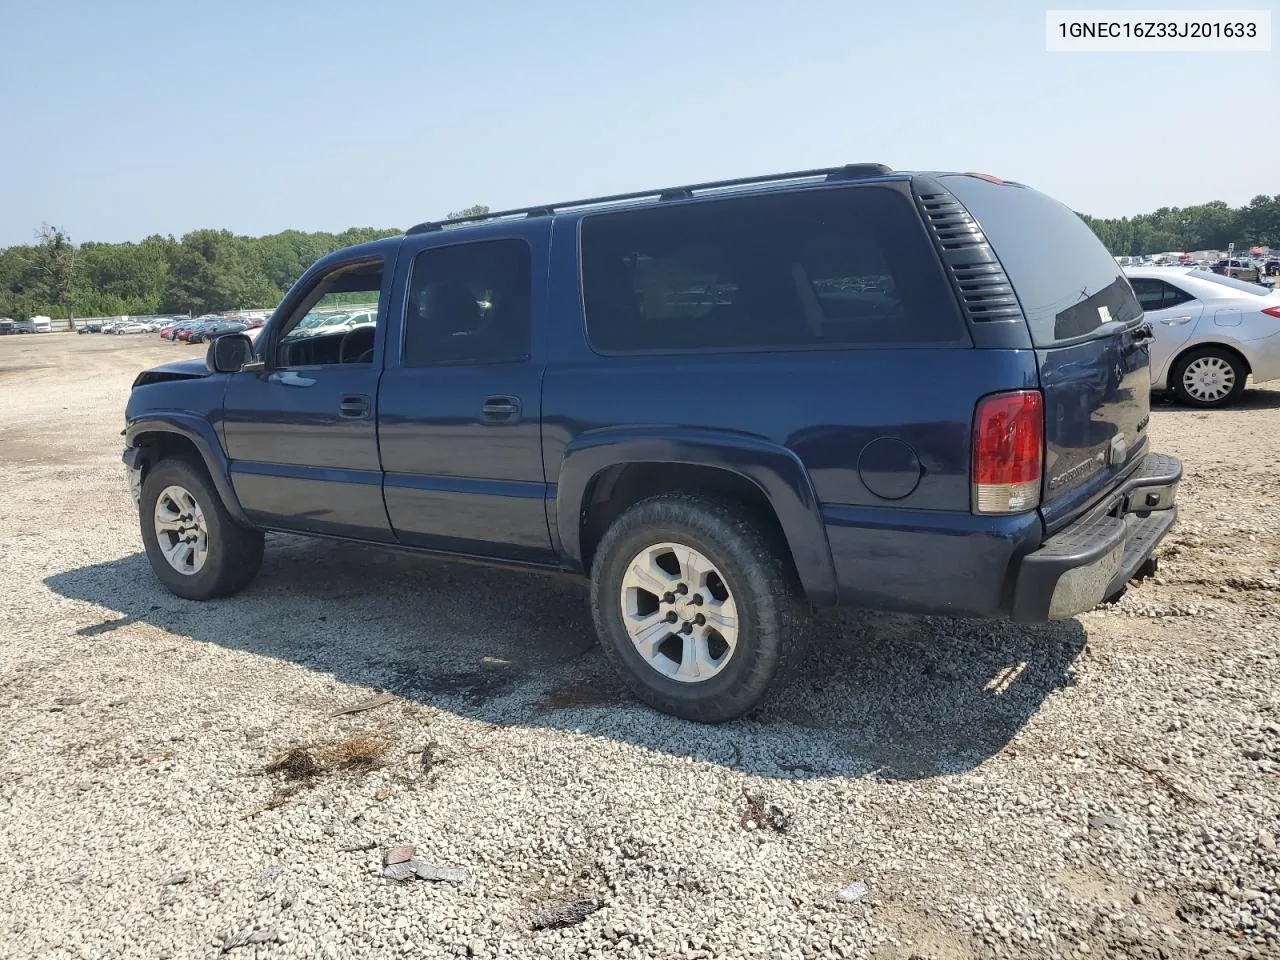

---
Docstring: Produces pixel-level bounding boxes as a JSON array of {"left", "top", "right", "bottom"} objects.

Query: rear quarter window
[
  {"left": 941, "top": 176, "right": 1142, "bottom": 346},
  {"left": 580, "top": 185, "right": 966, "bottom": 353}
]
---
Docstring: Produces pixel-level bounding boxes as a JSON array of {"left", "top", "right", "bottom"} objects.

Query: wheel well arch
[
  {"left": 125, "top": 418, "right": 251, "bottom": 526},
  {"left": 131, "top": 430, "right": 205, "bottom": 478},
  {"left": 578, "top": 462, "right": 802, "bottom": 592}
]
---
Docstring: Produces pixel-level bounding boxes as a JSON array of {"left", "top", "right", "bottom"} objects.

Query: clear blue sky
[{"left": 0, "top": 0, "right": 1274, "bottom": 246}]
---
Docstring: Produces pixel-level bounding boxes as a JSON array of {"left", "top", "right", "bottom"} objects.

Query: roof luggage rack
[{"left": 406, "top": 163, "right": 894, "bottom": 235}]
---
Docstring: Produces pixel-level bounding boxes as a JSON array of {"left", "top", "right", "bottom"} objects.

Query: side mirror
[{"left": 207, "top": 333, "right": 254, "bottom": 373}]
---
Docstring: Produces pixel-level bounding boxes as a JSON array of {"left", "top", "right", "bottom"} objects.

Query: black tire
[
  {"left": 139, "top": 455, "right": 264, "bottom": 600},
  {"left": 1169, "top": 346, "right": 1247, "bottom": 408},
  {"left": 589, "top": 494, "right": 803, "bottom": 723}
]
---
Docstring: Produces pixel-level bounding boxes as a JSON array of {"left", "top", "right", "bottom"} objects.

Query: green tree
[
  {"left": 447, "top": 204, "right": 490, "bottom": 220},
  {"left": 163, "top": 230, "right": 254, "bottom": 314}
]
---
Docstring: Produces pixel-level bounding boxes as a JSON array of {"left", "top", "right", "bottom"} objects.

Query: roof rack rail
[{"left": 406, "top": 163, "right": 894, "bottom": 235}]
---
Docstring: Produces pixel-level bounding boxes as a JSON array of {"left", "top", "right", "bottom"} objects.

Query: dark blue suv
[{"left": 122, "top": 164, "right": 1181, "bottom": 722}]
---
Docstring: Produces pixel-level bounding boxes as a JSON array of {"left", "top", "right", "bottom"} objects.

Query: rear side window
[
  {"left": 941, "top": 176, "right": 1142, "bottom": 346},
  {"left": 580, "top": 186, "right": 964, "bottom": 352},
  {"left": 403, "top": 239, "right": 531, "bottom": 366},
  {"left": 1129, "top": 277, "right": 1195, "bottom": 311}
]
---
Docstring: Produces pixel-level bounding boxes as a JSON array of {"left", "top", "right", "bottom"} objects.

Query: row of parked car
[
  {"left": 158, "top": 316, "right": 264, "bottom": 343},
  {"left": 80, "top": 318, "right": 179, "bottom": 335},
  {"left": 154, "top": 310, "right": 376, "bottom": 345},
  {"left": 74, "top": 315, "right": 268, "bottom": 341}
]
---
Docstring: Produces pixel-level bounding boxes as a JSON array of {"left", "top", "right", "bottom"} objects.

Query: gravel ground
[{"left": 1, "top": 333, "right": 1278, "bottom": 960}]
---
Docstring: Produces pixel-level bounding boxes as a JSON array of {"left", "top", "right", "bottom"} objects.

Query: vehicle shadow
[
  {"left": 1152, "top": 388, "right": 1280, "bottom": 413},
  {"left": 45, "top": 536, "right": 1087, "bottom": 782}
]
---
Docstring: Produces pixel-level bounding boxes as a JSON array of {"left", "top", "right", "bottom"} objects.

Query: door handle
[
  {"left": 1160, "top": 316, "right": 1194, "bottom": 325},
  {"left": 339, "top": 395, "right": 370, "bottom": 419},
  {"left": 481, "top": 395, "right": 522, "bottom": 422}
]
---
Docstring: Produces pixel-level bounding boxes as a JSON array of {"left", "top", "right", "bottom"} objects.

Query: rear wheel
[
  {"left": 590, "top": 494, "right": 801, "bottom": 723},
  {"left": 1170, "top": 347, "right": 1247, "bottom": 408},
  {"left": 139, "top": 456, "right": 264, "bottom": 600}
]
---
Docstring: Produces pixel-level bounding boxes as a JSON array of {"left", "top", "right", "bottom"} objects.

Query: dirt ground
[{"left": 1, "top": 332, "right": 1278, "bottom": 960}]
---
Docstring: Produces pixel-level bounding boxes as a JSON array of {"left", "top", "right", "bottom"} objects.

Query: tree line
[
  {"left": 1080, "top": 193, "right": 1279, "bottom": 257},
  {"left": 2, "top": 194, "right": 1277, "bottom": 322},
  {"left": 0, "top": 224, "right": 403, "bottom": 321}
]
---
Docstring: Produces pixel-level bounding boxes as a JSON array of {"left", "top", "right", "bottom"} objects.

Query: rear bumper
[{"left": 1011, "top": 452, "right": 1181, "bottom": 621}]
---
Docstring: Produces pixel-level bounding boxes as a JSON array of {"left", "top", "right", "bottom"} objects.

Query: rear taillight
[
  {"left": 972, "top": 390, "right": 1044, "bottom": 515},
  {"left": 1262, "top": 306, "right": 1280, "bottom": 319}
]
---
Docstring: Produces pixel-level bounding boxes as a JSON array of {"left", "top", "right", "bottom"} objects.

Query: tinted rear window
[
  {"left": 580, "top": 186, "right": 965, "bottom": 352},
  {"left": 941, "top": 176, "right": 1142, "bottom": 345}
]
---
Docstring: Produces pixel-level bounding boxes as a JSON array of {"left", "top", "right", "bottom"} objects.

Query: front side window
[
  {"left": 276, "top": 260, "right": 383, "bottom": 367},
  {"left": 403, "top": 239, "right": 531, "bottom": 366},
  {"left": 581, "top": 186, "right": 963, "bottom": 353}
]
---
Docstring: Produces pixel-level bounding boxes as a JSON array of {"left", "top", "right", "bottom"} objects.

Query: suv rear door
[
  {"left": 940, "top": 175, "right": 1152, "bottom": 532},
  {"left": 377, "top": 224, "right": 553, "bottom": 563}
]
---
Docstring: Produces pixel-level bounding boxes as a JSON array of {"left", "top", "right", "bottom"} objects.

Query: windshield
[{"left": 1187, "top": 270, "right": 1272, "bottom": 296}]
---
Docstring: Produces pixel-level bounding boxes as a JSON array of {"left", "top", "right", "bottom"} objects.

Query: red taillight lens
[
  {"left": 972, "top": 390, "right": 1044, "bottom": 514},
  {"left": 1262, "top": 306, "right": 1280, "bottom": 319}
]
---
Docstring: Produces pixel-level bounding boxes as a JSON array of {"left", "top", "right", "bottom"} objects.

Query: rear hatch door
[{"left": 940, "top": 175, "right": 1151, "bottom": 532}]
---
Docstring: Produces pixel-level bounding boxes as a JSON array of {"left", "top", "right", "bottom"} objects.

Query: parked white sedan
[{"left": 1124, "top": 266, "right": 1280, "bottom": 407}]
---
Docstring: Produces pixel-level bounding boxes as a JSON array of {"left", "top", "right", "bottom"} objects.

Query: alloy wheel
[
  {"left": 619, "top": 542, "right": 739, "bottom": 683},
  {"left": 153, "top": 485, "right": 210, "bottom": 575}
]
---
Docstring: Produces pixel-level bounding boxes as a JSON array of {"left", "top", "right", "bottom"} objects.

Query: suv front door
[{"left": 221, "top": 253, "right": 395, "bottom": 541}]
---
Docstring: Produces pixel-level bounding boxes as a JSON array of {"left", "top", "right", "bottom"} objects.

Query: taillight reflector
[
  {"left": 1262, "top": 306, "right": 1280, "bottom": 319},
  {"left": 973, "top": 390, "right": 1044, "bottom": 515}
]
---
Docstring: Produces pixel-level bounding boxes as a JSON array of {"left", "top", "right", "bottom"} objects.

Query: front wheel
[
  {"left": 1170, "top": 347, "right": 1247, "bottom": 408},
  {"left": 139, "top": 456, "right": 264, "bottom": 600},
  {"left": 589, "top": 494, "right": 802, "bottom": 723}
]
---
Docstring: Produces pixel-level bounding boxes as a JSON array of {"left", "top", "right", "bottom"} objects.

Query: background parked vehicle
[
  {"left": 0, "top": 318, "right": 14, "bottom": 335},
  {"left": 77, "top": 322, "right": 104, "bottom": 334},
  {"left": 177, "top": 319, "right": 219, "bottom": 342},
  {"left": 1125, "top": 265, "right": 1280, "bottom": 406},
  {"left": 160, "top": 320, "right": 200, "bottom": 340},
  {"left": 286, "top": 310, "right": 373, "bottom": 339},
  {"left": 113, "top": 321, "right": 150, "bottom": 335},
  {"left": 188, "top": 320, "right": 249, "bottom": 344},
  {"left": 1212, "top": 258, "right": 1261, "bottom": 282}
]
